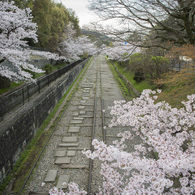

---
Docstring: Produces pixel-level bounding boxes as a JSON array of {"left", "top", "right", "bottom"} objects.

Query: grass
[
  {"left": 0, "top": 82, "right": 23, "bottom": 95},
  {"left": 113, "top": 61, "right": 157, "bottom": 92},
  {"left": 53, "top": 62, "right": 68, "bottom": 70},
  {"left": 0, "top": 57, "right": 92, "bottom": 195},
  {"left": 107, "top": 61, "right": 132, "bottom": 100},
  {"left": 107, "top": 60, "right": 157, "bottom": 100},
  {"left": 33, "top": 72, "right": 45, "bottom": 79}
]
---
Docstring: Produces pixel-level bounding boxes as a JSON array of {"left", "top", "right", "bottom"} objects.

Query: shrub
[
  {"left": 129, "top": 53, "right": 170, "bottom": 82},
  {"left": 44, "top": 64, "right": 54, "bottom": 74},
  {"left": 133, "top": 69, "right": 144, "bottom": 83},
  {"left": 149, "top": 56, "right": 170, "bottom": 79},
  {"left": 0, "top": 75, "right": 11, "bottom": 88}
]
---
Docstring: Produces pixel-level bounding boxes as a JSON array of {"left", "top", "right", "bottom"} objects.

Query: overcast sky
[{"left": 54, "top": 0, "right": 98, "bottom": 27}]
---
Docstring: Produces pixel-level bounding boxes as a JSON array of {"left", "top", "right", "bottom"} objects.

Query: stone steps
[
  {"left": 61, "top": 165, "right": 89, "bottom": 169},
  {"left": 42, "top": 89, "right": 92, "bottom": 192},
  {"left": 44, "top": 170, "right": 57, "bottom": 183},
  {"left": 56, "top": 175, "right": 70, "bottom": 189},
  {"left": 29, "top": 192, "right": 49, "bottom": 195}
]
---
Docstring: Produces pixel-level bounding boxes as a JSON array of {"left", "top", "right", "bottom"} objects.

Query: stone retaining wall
[
  {"left": 0, "top": 59, "right": 84, "bottom": 121},
  {"left": 0, "top": 59, "right": 89, "bottom": 181},
  {"left": 111, "top": 62, "right": 141, "bottom": 96}
]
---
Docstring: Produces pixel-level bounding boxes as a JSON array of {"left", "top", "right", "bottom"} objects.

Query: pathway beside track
[{"left": 24, "top": 55, "right": 137, "bottom": 194}]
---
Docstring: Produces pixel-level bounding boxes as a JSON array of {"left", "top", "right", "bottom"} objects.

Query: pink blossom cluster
[
  {"left": 83, "top": 90, "right": 195, "bottom": 194},
  {"left": 59, "top": 24, "right": 98, "bottom": 62},
  {"left": 0, "top": 1, "right": 64, "bottom": 81},
  {"left": 104, "top": 42, "right": 138, "bottom": 62},
  {"left": 49, "top": 182, "right": 87, "bottom": 195},
  {"left": 0, "top": 1, "right": 40, "bottom": 81}
]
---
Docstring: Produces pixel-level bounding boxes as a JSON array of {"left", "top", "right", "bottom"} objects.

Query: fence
[
  {"left": 0, "top": 57, "right": 89, "bottom": 182},
  {"left": 0, "top": 58, "right": 88, "bottom": 121}
]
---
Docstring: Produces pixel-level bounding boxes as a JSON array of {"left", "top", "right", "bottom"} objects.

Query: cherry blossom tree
[
  {"left": 0, "top": 1, "right": 99, "bottom": 82},
  {"left": 0, "top": 1, "right": 60, "bottom": 82},
  {"left": 83, "top": 90, "right": 195, "bottom": 194},
  {"left": 105, "top": 41, "right": 138, "bottom": 62},
  {"left": 59, "top": 25, "right": 98, "bottom": 62},
  {"left": 49, "top": 90, "right": 195, "bottom": 194}
]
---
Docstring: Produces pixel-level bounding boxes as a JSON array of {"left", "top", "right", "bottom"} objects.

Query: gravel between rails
[{"left": 23, "top": 55, "right": 142, "bottom": 195}]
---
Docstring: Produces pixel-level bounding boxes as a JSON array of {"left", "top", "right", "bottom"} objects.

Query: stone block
[
  {"left": 56, "top": 175, "right": 70, "bottom": 189},
  {"left": 73, "top": 117, "right": 84, "bottom": 120},
  {"left": 80, "top": 110, "right": 86, "bottom": 115},
  {"left": 55, "top": 157, "right": 71, "bottom": 164},
  {"left": 62, "top": 136, "right": 78, "bottom": 142},
  {"left": 70, "top": 120, "right": 83, "bottom": 124},
  {"left": 68, "top": 126, "right": 80, "bottom": 133},
  {"left": 67, "top": 151, "right": 76, "bottom": 156},
  {"left": 59, "top": 143, "right": 79, "bottom": 147},
  {"left": 44, "top": 170, "right": 57, "bottom": 182},
  {"left": 72, "top": 112, "right": 79, "bottom": 116},
  {"left": 78, "top": 106, "right": 85, "bottom": 109},
  {"left": 82, "top": 97, "right": 89, "bottom": 100},
  {"left": 61, "top": 165, "right": 88, "bottom": 169},
  {"left": 54, "top": 151, "right": 66, "bottom": 157},
  {"left": 29, "top": 192, "right": 49, "bottom": 195}
]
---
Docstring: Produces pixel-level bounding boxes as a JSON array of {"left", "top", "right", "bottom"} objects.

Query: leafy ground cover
[{"left": 155, "top": 66, "right": 195, "bottom": 108}]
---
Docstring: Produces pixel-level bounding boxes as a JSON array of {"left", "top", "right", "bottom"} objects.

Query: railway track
[{"left": 21, "top": 55, "right": 125, "bottom": 194}]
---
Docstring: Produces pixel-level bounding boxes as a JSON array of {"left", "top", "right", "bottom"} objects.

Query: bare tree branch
[{"left": 88, "top": 0, "right": 195, "bottom": 48}]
